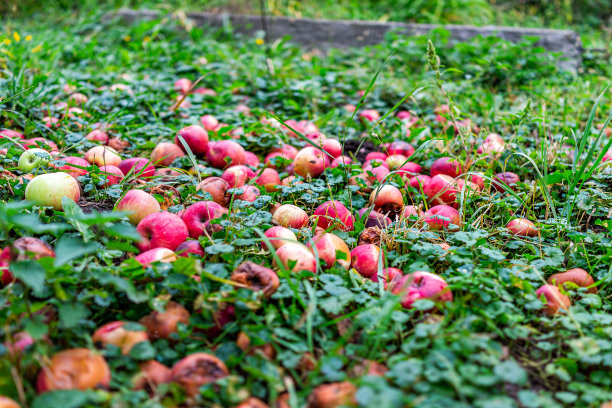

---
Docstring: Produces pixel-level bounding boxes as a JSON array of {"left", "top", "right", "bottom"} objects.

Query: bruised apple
[
  {"left": 230, "top": 261, "right": 280, "bottom": 298},
  {"left": 273, "top": 204, "right": 309, "bottom": 229},
  {"left": 263, "top": 226, "right": 297, "bottom": 251},
  {"left": 181, "top": 201, "right": 228, "bottom": 238},
  {"left": 275, "top": 243, "right": 317, "bottom": 274},
  {"left": 547, "top": 268, "right": 596, "bottom": 294},
  {"left": 36, "top": 348, "right": 110, "bottom": 393},
  {"left": 351, "top": 244, "right": 383, "bottom": 278},
  {"left": 92, "top": 321, "right": 149, "bottom": 355},
  {"left": 197, "top": 177, "right": 230, "bottom": 206},
  {"left": 140, "top": 301, "right": 190, "bottom": 340},
  {"left": 313, "top": 200, "right": 354, "bottom": 231},
  {"left": 116, "top": 189, "right": 161, "bottom": 224},
  {"left": 170, "top": 353, "right": 229, "bottom": 396},
  {"left": 308, "top": 233, "right": 351, "bottom": 269},
  {"left": 423, "top": 205, "right": 461, "bottom": 230},
  {"left": 536, "top": 284, "right": 571, "bottom": 315},
  {"left": 391, "top": 271, "right": 452, "bottom": 309}
]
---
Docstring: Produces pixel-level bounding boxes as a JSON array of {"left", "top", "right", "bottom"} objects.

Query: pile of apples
[{"left": 0, "top": 78, "right": 600, "bottom": 405}]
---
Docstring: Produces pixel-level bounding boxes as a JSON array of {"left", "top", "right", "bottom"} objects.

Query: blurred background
[{"left": 1, "top": 0, "right": 610, "bottom": 57}]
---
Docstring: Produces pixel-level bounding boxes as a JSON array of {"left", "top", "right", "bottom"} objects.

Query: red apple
[
  {"left": 263, "top": 226, "right": 297, "bottom": 251},
  {"left": 547, "top": 268, "right": 596, "bottom": 294},
  {"left": 363, "top": 164, "right": 389, "bottom": 183},
  {"left": 273, "top": 204, "right": 309, "bottom": 229},
  {"left": 0, "top": 397, "right": 19, "bottom": 408},
  {"left": 236, "top": 185, "right": 261, "bottom": 202},
  {"left": 134, "top": 248, "right": 177, "bottom": 266},
  {"left": 175, "top": 240, "right": 205, "bottom": 257},
  {"left": 536, "top": 284, "right": 571, "bottom": 315},
  {"left": 0, "top": 129, "right": 25, "bottom": 139},
  {"left": 395, "top": 162, "right": 422, "bottom": 176},
  {"left": 408, "top": 174, "right": 431, "bottom": 191},
  {"left": 371, "top": 267, "right": 403, "bottom": 288},
  {"left": 369, "top": 185, "right": 404, "bottom": 216},
  {"left": 365, "top": 152, "right": 387, "bottom": 162},
  {"left": 358, "top": 207, "right": 391, "bottom": 229},
  {"left": 256, "top": 168, "right": 281, "bottom": 192},
  {"left": 170, "top": 353, "right": 228, "bottom": 396},
  {"left": 58, "top": 156, "right": 89, "bottom": 179},
  {"left": 275, "top": 243, "right": 317, "bottom": 273},
  {"left": 181, "top": 201, "right": 228, "bottom": 238},
  {"left": 116, "top": 189, "right": 161, "bottom": 224},
  {"left": 118, "top": 157, "right": 155, "bottom": 179},
  {"left": 359, "top": 109, "right": 380, "bottom": 123},
  {"left": 386, "top": 141, "right": 414, "bottom": 158},
  {"left": 175, "top": 125, "right": 209, "bottom": 156},
  {"left": 85, "top": 146, "right": 121, "bottom": 167},
  {"left": 506, "top": 218, "right": 538, "bottom": 237},
  {"left": 151, "top": 142, "right": 185, "bottom": 167},
  {"left": 137, "top": 212, "right": 189, "bottom": 251},
  {"left": 98, "top": 165, "right": 124, "bottom": 187},
  {"left": 24, "top": 137, "right": 58, "bottom": 152},
  {"left": 391, "top": 271, "right": 452, "bottom": 309},
  {"left": 331, "top": 156, "right": 353, "bottom": 168},
  {"left": 206, "top": 139, "right": 246, "bottom": 168},
  {"left": 86, "top": 129, "right": 108, "bottom": 144},
  {"left": 401, "top": 205, "right": 423, "bottom": 220},
  {"left": 477, "top": 133, "right": 505, "bottom": 156},
  {"left": 174, "top": 78, "right": 192, "bottom": 94},
  {"left": 350, "top": 244, "right": 383, "bottom": 278},
  {"left": 293, "top": 146, "right": 329, "bottom": 179},
  {"left": 270, "top": 144, "right": 298, "bottom": 159},
  {"left": 423, "top": 174, "right": 458, "bottom": 206},
  {"left": 321, "top": 138, "right": 342, "bottom": 158},
  {"left": 313, "top": 200, "right": 354, "bottom": 231},
  {"left": 197, "top": 177, "right": 230, "bottom": 206},
  {"left": 36, "top": 348, "right": 110, "bottom": 393},
  {"left": 108, "top": 136, "right": 129, "bottom": 151},
  {"left": 221, "top": 165, "right": 256, "bottom": 188},
  {"left": 430, "top": 157, "right": 462, "bottom": 178},
  {"left": 385, "top": 154, "right": 407, "bottom": 170},
  {"left": 423, "top": 205, "right": 461, "bottom": 230},
  {"left": 308, "top": 233, "right": 351, "bottom": 269},
  {"left": 1, "top": 237, "right": 55, "bottom": 285},
  {"left": 244, "top": 151, "right": 260, "bottom": 167},
  {"left": 493, "top": 172, "right": 520, "bottom": 192},
  {"left": 200, "top": 114, "right": 219, "bottom": 132},
  {"left": 68, "top": 92, "right": 88, "bottom": 105}
]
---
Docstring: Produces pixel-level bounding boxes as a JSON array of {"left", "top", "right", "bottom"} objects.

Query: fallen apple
[{"left": 25, "top": 172, "right": 80, "bottom": 211}]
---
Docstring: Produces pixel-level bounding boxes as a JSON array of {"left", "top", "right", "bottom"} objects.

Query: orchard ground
[{"left": 1, "top": 8, "right": 612, "bottom": 408}]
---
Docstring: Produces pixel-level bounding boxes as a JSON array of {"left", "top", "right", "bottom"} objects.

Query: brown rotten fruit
[
  {"left": 307, "top": 382, "right": 357, "bottom": 408},
  {"left": 132, "top": 360, "right": 172, "bottom": 392},
  {"left": 170, "top": 352, "right": 229, "bottom": 396},
  {"left": 230, "top": 261, "right": 280, "bottom": 298},
  {"left": 36, "top": 348, "right": 111, "bottom": 393},
  {"left": 140, "top": 301, "right": 190, "bottom": 340}
]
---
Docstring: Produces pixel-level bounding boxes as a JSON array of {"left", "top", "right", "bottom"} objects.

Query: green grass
[{"left": 0, "top": 8, "right": 612, "bottom": 408}]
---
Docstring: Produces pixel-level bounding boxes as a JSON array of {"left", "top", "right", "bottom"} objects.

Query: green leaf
[
  {"left": 58, "top": 302, "right": 90, "bottom": 329},
  {"left": 205, "top": 243, "right": 235, "bottom": 255},
  {"left": 101, "top": 222, "right": 141, "bottom": 241},
  {"left": 32, "top": 390, "right": 107, "bottom": 408},
  {"left": 9, "top": 260, "right": 46, "bottom": 296},
  {"left": 494, "top": 360, "right": 527, "bottom": 385},
  {"left": 129, "top": 341, "right": 156, "bottom": 361},
  {"left": 54, "top": 235, "right": 101, "bottom": 267}
]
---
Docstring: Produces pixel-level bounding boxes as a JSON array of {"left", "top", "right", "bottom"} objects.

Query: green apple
[
  {"left": 18, "top": 148, "right": 51, "bottom": 172},
  {"left": 25, "top": 172, "right": 81, "bottom": 211}
]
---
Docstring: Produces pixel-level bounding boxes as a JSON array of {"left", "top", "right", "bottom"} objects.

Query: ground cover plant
[{"left": 0, "top": 9, "right": 612, "bottom": 408}]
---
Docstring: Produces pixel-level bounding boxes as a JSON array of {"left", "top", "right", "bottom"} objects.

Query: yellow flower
[
  {"left": 32, "top": 44, "right": 42, "bottom": 53},
  {"left": 13, "top": 32, "right": 20, "bottom": 42},
  {"left": 25, "top": 35, "right": 32, "bottom": 41},
  {"left": 255, "top": 38, "right": 264, "bottom": 46},
  {"left": 3, "top": 39, "right": 11, "bottom": 46},
  {"left": 143, "top": 36, "right": 151, "bottom": 43},
  {"left": 123, "top": 35, "right": 131, "bottom": 42}
]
